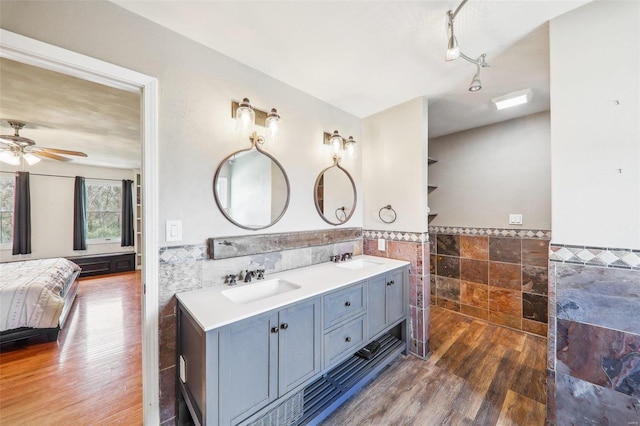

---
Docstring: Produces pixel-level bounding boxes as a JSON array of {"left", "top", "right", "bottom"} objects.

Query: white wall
[
  {"left": 550, "top": 0, "right": 640, "bottom": 248},
  {"left": 362, "top": 97, "right": 429, "bottom": 232},
  {"left": 0, "top": 161, "right": 136, "bottom": 261},
  {"left": 429, "top": 112, "right": 551, "bottom": 229},
  {"left": 0, "top": 0, "right": 363, "bottom": 247}
]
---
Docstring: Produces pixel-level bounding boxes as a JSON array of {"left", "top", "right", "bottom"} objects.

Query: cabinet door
[
  {"left": 278, "top": 298, "right": 321, "bottom": 395},
  {"left": 386, "top": 268, "right": 405, "bottom": 325},
  {"left": 367, "top": 274, "right": 387, "bottom": 339},
  {"left": 218, "top": 312, "right": 278, "bottom": 425}
]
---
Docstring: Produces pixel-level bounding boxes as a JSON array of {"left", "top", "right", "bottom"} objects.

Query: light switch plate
[
  {"left": 166, "top": 220, "right": 182, "bottom": 242},
  {"left": 509, "top": 214, "right": 523, "bottom": 225},
  {"left": 378, "top": 238, "right": 386, "bottom": 251}
]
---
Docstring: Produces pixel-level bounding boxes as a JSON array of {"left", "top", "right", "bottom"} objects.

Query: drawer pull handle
[
  {"left": 345, "top": 301, "right": 351, "bottom": 307},
  {"left": 280, "top": 323, "right": 289, "bottom": 330},
  {"left": 271, "top": 327, "right": 279, "bottom": 334},
  {"left": 345, "top": 337, "right": 352, "bottom": 342}
]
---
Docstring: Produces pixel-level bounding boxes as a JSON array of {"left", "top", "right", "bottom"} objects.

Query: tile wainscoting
[
  {"left": 428, "top": 227, "right": 551, "bottom": 338},
  {"left": 547, "top": 244, "right": 640, "bottom": 425},
  {"left": 157, "top": 228, "right": 363, "bottom": 424},
  {"left": 363, "top": 230, "right": 430, "bottom": 359}
]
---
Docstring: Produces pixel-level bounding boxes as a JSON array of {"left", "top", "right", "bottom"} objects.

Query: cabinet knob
[
  {"left": 271, "top": 327, "right": 279, "bottom": 334},
  {"left": 345, "top": 301, "right": 351, "bottom": 307},
  {"left": 280, "top": 323, "right": 289, "bottom": 330},
  {"left": 387, "top": 280, "right": 395, "bottom": 286},
  {"left": 345, "top": 337, "right": 352, "bottom": 342}
]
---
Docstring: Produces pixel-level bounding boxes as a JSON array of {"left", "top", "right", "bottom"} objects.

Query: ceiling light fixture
[
  {"left": 445, "top": 0, "right": 490, "bottom": 92},
  {"left": 491, "top": 89, "right": 533, "bottom": 110}
]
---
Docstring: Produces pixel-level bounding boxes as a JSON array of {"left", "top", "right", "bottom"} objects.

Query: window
[
  {"left": 0, "top": 176, "right": 13, "bottom": 245},
  {"left": 86, "top": 180, "right": 121, "bottom": 242}
]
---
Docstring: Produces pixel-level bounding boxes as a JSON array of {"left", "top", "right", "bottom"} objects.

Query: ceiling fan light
[
  {"left": 23, "top": 152, "right": 41, "bottom": 165},
  {"left": 0, "top": 151, "right": 21, "bottom": 165}
]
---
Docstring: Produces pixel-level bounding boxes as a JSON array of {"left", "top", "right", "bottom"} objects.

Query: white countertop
[{"left": 176, "top": 255, "right": 410, "bottom": 331}]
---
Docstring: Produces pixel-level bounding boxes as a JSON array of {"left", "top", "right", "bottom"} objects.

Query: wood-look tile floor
[
  {"left": 0, "top": 271, "right": 143, "bottom": 425},
  {"left": 322, "top": 307, "right": 547, "bottom": 426}
]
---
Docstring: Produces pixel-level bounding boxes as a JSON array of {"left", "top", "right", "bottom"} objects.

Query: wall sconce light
[
  {"left": 232, "top": 97, "right": 281, "bottom": 145},
  {"left": 324, "top": 130, "right": 356, "bottom": 160},
  {"left": 445, "top": 0, "right": 490, "bottom": 92}
]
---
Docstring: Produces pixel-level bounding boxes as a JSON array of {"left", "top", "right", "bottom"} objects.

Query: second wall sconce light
[
  {"left": 324, "top": 130, "right": 356, "bottom": 160},
  {"left": 232, "top": 97, "right": 281, "bottom": 146}
]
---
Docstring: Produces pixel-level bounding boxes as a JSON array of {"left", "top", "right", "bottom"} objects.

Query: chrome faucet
[
  {"left": 244, "top": 270, "right": 256, "bottom": 283},
  {"left": 341, "top": 252, "right": 353, "bottom": 261}
]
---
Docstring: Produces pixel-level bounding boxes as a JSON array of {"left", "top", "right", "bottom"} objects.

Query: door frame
[{"left": 0, "top": 29, "right": 160, "bottom": 423}]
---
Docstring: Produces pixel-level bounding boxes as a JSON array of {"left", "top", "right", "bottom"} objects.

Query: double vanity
[{"left": 177, "top": 255, "right": 410, "bottom": 426}]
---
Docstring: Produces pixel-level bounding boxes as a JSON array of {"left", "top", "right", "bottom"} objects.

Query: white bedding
[{"left": 0, "top": 258, "right": 81, "bottom": 332}]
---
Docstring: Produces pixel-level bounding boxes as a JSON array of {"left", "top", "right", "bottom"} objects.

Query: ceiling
[
  {"left": 115, "top": 0, "right": 590, "bottom": 138},
  {"left": 0, "top": 1, "right": 591, "bottom": 170},
  {"left": 0, "top": 58, "right": 141, "bottom": 169}
]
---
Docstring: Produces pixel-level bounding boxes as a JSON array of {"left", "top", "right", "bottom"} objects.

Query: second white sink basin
[
  {"left": 221, "top": 279, "right": 301, "bottom": 304},
  {"left": 335, "top": 259, "right": 383, "bottom": 270}
]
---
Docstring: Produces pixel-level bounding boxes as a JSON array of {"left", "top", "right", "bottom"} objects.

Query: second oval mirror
[
  {"left": 314, "top": 161, "right": 356, "bottom": 225},
  {"left": 214, "top": 146, "right": 290, "bottom": 230}
]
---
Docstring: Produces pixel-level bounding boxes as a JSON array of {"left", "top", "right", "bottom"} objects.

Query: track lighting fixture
[{"left": 445, "top": 0, "right": 490, "bottom": 92}]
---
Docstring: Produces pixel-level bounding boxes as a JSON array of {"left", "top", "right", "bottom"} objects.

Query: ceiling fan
[{"left": 0, "top": 120, "right": 88, "bottom": 165}]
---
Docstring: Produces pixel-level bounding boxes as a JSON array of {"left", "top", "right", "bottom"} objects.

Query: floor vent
[{"left": 296, "top": 333, "right": 404, "bottom": 425}]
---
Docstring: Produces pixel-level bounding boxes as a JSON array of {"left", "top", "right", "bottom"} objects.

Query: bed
[{"left": 0, "top": 258, "right": 81, "bottom": 344}]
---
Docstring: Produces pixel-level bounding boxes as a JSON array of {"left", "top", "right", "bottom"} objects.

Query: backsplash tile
[
  {"left": 436, "top": 234, "right": 459, "bottom": 257},
  {"left": 460, "top": 235, "right": 489, "bottom": 260},
  {"left": 489, "top": 237, "right": 522, "bottom": 264},
  {"left": 550, "top": 244, "right": 640, "bottom": 270},
  {"left": 429, "top": 226, "right": 551, "bottom": 239}
]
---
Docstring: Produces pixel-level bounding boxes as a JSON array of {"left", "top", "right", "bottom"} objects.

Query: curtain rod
[{"left": 0, "top": 170, "right": 126, "bottom": 182}]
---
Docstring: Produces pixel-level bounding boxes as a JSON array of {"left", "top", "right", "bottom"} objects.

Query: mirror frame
[
  {"left": 213, "top": 141, "right": 291, "bottom": 230},
  {"left": 313, "top": 158, "right": 357, "bottom": 226}
]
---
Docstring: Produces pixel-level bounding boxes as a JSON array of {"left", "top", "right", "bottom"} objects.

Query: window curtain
[
  {"left": 12, "top": 171, "right": 31, "bottom": 255},
  {"left": 121, "top": 179, "right": 134, "bottom": 247},
  {"left": 73, "top": 176, "right": 87, "bottom": 250}
]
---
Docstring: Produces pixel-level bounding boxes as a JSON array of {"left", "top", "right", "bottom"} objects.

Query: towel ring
[
  {"left": 335, "top": 206, "right": 347, "bottom": 222},
  {"left": 379, "top": 205, "right": 397, "bottom": 224}
]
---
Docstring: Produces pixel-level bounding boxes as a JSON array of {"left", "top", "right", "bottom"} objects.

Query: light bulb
[
  {"left": 235, "top": 98, "right": 255, "bottom": 136},
  {"left": 445, "top": 38, "right": 460, "bottom": 61},
  {"left": 23, "top": 153, "right": 41, "bottom": 165},
  {"left": 345, "top": 136, "right": 356, "bottom": 158},
  {"left": 329, "top": 130, "right": 343, "bottom": 156},
  {"left": 265, "top": 108, "right": 280, "bottom": 144}
]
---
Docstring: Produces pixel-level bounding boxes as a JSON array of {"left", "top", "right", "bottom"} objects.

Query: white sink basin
[
  {"left": 335, "top": 259, "right": 383, "bottom": 270},
  {"left": 221, "top": 279, "right": 301, "bottom": 304}
]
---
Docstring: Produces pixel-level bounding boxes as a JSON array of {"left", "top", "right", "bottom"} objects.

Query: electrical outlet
[
  {"left": 509, "top": 214, "right": 523, "bottom": 225},
  {"left": 378, "top": 238, "right": 386, "bottom": 251}
]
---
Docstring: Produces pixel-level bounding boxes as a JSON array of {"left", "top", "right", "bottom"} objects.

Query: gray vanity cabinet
[
  {"left": 367, "top": 267, "right": 406, "bottom": 339},
  {"left": 218, "top": 297, "right": 321, "bottom": 425}
]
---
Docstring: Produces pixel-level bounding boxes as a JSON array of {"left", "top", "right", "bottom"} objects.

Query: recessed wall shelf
[
  {"left": 428, "top": 213, "right": 438, "bottom": 223},
  {"left": 428, "top": 185, "right": 438, "bottom": 193},
  {"left": 428, "top": 157, "right": 438, "bottom": 165}
]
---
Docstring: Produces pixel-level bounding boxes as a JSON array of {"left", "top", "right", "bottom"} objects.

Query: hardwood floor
[
  {"left": 0, "top": 271, "right": 142, "bottom": 425},
  {"left": 322, "top": 307, "right": 547, "bottom": 426}
]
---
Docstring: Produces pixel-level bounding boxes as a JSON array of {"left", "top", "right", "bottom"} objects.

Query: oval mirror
[
  {"left": 314, "top": 161, "right": 357, "bottom": 225},
  {"left": 213, "top": 145, "right": 290, "bottom": 230}
]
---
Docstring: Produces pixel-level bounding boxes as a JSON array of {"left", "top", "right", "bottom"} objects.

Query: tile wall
[
  {"left": 363, "top": 230, "right": 430, "bottom": 359},
  {"left": 157, "top": 229, "right": 363, "bottom": 425},
  {"left": 547, "top": 244, "right": 640, "bottom": 424},
  {"left": 428, "top": 227, "right": 551, "bottom": 337}
]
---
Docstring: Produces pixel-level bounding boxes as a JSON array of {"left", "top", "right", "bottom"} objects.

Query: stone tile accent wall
[
  {"left": 157, "top": 229, "right": 362, "bottom": 424},
  {"left": 547, "top": 244, "right": 640, "bottom": 425},
  {"left": 363, "top": 230, "right": 429, "bottom": 359},
  {"left": 429, "top": 230, "right": 550, "bottom": 337}
]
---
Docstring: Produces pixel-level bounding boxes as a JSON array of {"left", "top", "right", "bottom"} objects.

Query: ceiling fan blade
[
  {"left": 35, "top": 147, "right": 88, "bottom": 157},
  {"left": 35, "top": 151, "right": 72, "bottom": 162},
  {"left": 0, "top": 135, "right": 36, "bottom": 146}
]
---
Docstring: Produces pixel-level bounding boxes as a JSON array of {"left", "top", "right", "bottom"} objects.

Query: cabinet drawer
[
  {"left": 323, "top": 315, "right": 366, "bottom": 368},
  {"left": 323, "top": 282, "right": 366, "bottom": 329}
]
